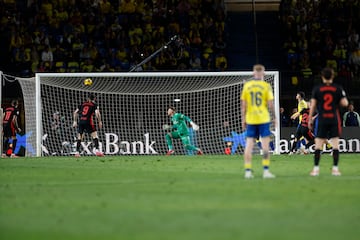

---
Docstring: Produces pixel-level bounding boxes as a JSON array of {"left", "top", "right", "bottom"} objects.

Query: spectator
[
  {"left": 41, "top": 45, "right": 54, "bottom": 69},
  {"left": 30, "top": 46, "right": 40, "bottom": 73},
  {"left": 119, "top": 0, "right": 136, "bottom": 14},
  {"left": 337, "top": 63, "right": 352, "bottom": 89},
  {"left": 79, "top": 46, "right": 91, "bottom": 62},
  {"left": 81, "top": 59, "right": 96, "bottom": 72},
  {"left": 280, "top": 0, "right": 360, "bottom": 93},
  {"left": 1, "top": 0, "right": 228, "bottom": 74},
  {"left": 215, "top": 52, "right": 227, "bottom": 71},
  {"left": 343, "top": 103, "right": 360, "bottom": 127},
  {"left": 349, "top": 47, "right": 360, "bottom": 76},
  {"left": 348, "top": 29, "right": 359, "bottom": 52},
  {"left": 53, "top": 44, "right": 67, "bottom": 62},
  {"left": 189, "top": 52, "right": 202, "bottom": 71},
  {"left": 41, "top": 0, "right": 53, "bottom": 18}
]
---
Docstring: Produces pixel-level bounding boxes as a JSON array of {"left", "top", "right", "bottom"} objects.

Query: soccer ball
[{"left": 84, "top": 78, "right": 93, "bottom": 86}]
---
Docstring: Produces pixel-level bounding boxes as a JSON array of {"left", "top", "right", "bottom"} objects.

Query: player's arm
[
  {"left": 339, "top": 87, "right": 348, "bottom": 108},
  {"left": 291, "top": 100, "right": 307, "bottom": 119},
  {"left": 290, "top": 111, "right": 300, "bottom": 120},
  {"left": 342, "top": 112, "right": 348, "bottom": 127},
  {"left": 268, "top": 99, "right": 277, "bottom": 128},
  {"left": 95, "top": 108, "right": 102, "bottom": 129},
  {"left": 184, "top": 115, "right": 199, "bottom": 130},
  {"left": 73, "top": 108, "right": 79, "bottom": 128},
  {"left": 356, "top": 113, "right": 360, "bottom": 126},
  {"left": 12, "top": 114, "right": 21, "bottom": 132},
  {"left": 312, "top": 113, "right": 318, "bottom": 121},
  {"left": 241, "top": 99, "right": 247, "bottom": 130},
  {"left": 266, "top": 84, "right": 276, "bottom": 127},
  {"left": 339, "top": 97, "right": 348, "bottom": 108},
  {"left": 308, "top": 99, "right": 317, "bottom": 130},
  {"left": 338, "top": 89, "right": 349, "bottom": 127}
]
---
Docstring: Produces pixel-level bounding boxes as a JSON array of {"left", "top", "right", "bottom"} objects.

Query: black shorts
[
  {"left": 295, "top": 125, "right": 314, "bottom": 141},
  {"left": 3, "top": 124, "right": 16, "bottom": 138},
  {"left": 315, "top": 122, "right": 341, "bottom": 139},
  {"left": 78, "top": 121, "right": 96, "bottom": 134}
]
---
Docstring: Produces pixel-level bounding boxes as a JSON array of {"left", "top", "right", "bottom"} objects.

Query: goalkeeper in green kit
[{"left": 164, "top": 106, "right": 203, "bottom": 155}]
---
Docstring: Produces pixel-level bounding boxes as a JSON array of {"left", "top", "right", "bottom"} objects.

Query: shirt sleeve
[{"left": 184, "top": 115, "right": 192, "bottom": 123}]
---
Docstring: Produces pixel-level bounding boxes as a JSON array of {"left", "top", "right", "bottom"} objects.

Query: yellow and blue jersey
[{"left": 241, "top": 80, "right": 274, "bottom": 125}]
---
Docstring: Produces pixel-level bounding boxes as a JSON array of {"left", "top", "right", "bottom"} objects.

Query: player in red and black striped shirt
[
  {"left": 289, "top": 106, "right": 315, "bottom": 154},
  {"left": 309, "top": 67, "right": 348, "bottom": 176},
  {"left": 73, "top": 94, "right": 104, "bottom": 157},
  {"left": 2, "top": 99, "right": 21, "bottom": 157}
]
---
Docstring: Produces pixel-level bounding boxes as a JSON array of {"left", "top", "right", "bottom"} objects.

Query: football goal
[{"left": 14, "top": 71, "right": 280, "bottom": 156}]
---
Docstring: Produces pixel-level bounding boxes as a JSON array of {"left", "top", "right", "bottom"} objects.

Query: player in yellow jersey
[
  {"left": 291, "top": 91, "right": 308, "bottom": 123},
  {"left": 240, "top": 64, "right": 277, "bottom": 179}
]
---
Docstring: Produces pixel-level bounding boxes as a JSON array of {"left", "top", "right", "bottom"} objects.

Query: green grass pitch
[{"left": 1, "top": 154, "right": 360, "bottom": 240}]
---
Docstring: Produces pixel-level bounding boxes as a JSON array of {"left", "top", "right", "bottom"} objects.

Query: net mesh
[{"left": 17, "top": 72, "right": 279, "bottom": 156}]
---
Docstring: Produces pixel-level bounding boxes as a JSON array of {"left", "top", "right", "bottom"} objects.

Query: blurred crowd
[
  {"left": 280, "top": 0, "right": 360, "bottom": 91},
  {"left": 0, "top": 0, "right": 228, "bottom": 76}
]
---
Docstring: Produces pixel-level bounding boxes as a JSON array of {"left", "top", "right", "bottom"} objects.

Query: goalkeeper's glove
[
  {"left": 190, "top": 121, "right": 199, "bottom": 131},
  {"left": 162, "top": 124, "right": 172, "bottom": 130}
]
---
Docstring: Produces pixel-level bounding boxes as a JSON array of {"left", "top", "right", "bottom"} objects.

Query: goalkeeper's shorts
[{"left": 171, "top": 131, "right": 188, "bottom": 139}]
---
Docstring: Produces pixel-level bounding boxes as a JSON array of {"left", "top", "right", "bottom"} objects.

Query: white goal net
[{"left": 15, "top": 71, "right": 280, "bottom": 157}]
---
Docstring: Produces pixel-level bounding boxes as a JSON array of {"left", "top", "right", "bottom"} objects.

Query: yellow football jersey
[
  {"left": 298, "top": 99, "right": 307, "bottom": 123},
  {"left": 241, "top": 80, "right": 274, "bottom": 124}
]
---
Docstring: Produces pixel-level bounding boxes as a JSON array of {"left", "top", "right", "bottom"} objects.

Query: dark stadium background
[{"left": 1, "top": 0, "right": 359, "bottom": 129}]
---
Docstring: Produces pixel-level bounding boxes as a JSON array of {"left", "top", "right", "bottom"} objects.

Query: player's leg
[
  {"left": 180, "top": 135, "right": 202, "bottom": 155},
  {"left": 186, "top": 128, "right": 195, "bottom": 155},
  {"left": 3, "top": 126, "right": 11, "bottom": 157},
  {"left": 3, "top": 136, "right": 8, "bottom": 156},
  {"left": 259, "top": 123, "right": 275, "bottom": 178},
  {"left": 301, "top": 128, "right": 314, "bottom": 154},
  {"left": 244, "top": 137, "right": 255, "bottom": 178},
  {"left": 2, "top": 137, "right": 9, "bottom": 157},
  {"left": 311, "top": 137, "right": 326, "bottom": 176},
  {"left": 260, "top": 136, "right": 273, "bottom": 176},
  {"left": 166, "top": 132, "right": 179, "bottom": 155},
  {"left": 310, "top": 121, "right": 324, "bottom": 176},
  {"left": 75, "top": 133, "right": 83, "bottom": 157},
  {"left": 304, "top": 138, "right": 314, "bottom": 154},
  {"left": 9, "top": 122, "right": 19, "bottom": 157},
  {"left": 75, "top": 123, "right": 85, "bottom": 157},
  {"left": 244, "top": 125, "right": 257, "bottom": 178},
  {"left": 329, "top": 137, "right": 340, "bottom": 175},
  {"left": 91, "top": 131, "right": 104, "bottom": 157},
  {"left": 329, "top": 123, "right": 341, "bottom": 176},
  {"left": 10, "top": 136, "right": 18, "bottom": 158}
]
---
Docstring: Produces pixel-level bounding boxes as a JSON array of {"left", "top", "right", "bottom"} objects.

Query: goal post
[{"left": 17, "top": 71, "right": 280, "bottom": 157}]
